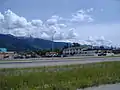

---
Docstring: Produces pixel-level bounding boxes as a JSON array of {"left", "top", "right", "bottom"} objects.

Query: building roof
[
  {"left": 64, "top": 47, "right": 83, "bottom": 50},
  {"left": 0, "top": 48, "right": 7, "bottom": 52},
  {"left": 63, "top": 46, "right": 113, "bottom": 51}
]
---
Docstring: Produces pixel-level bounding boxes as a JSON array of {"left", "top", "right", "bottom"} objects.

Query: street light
[{"left": 51, "top": 31, "right": 56, "bottom": 60}]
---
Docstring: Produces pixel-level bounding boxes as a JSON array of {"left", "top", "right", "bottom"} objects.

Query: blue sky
[
  {"left": 1, "top": 0, "right": 120, "bottom": 22},
  {"left": 0, "top": 0, "right": 120, "bottom": 46}
]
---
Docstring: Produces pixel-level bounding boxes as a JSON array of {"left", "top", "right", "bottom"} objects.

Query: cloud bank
[
  {"left": 0, "top": 9, "right": 113, "bottom": 46},
  {"left": 86, "top": 36, "right": 112, "bottom": 46},
  {"left": 0, "top": 9, "right": 93, "bottom": 40},
  {"left": 56, "top": 36, "right": 112, "bottom": 46}
]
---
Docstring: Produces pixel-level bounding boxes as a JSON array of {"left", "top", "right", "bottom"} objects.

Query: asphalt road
[
  {"left": 0, "top": 57, "right": 120, "bottom": 68},
  {"left": 78, "top": 84, "right": 120, "bottom": 90}
]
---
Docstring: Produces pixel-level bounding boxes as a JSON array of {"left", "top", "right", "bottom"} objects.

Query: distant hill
[
  {"left": 0, "top": 34, "right": 66, "bottom": 51},
  {"left": 0, "top": 34, "right": 112, "bottom": 52}
]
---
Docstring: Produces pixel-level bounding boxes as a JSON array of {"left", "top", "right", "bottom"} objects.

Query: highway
[{"left": 0, "top": 57, "right": 120, "bottom": 68}]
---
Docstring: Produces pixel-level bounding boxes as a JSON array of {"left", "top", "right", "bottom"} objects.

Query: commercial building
[
  {"left": 63, "top": 47, "right": 96, "bottom": 56},
  {"left": 0, "top": 48, "right": 14, "bottom": 59},
  {"left": 63, "top": 47, "right": 114, "bottom": 56}
]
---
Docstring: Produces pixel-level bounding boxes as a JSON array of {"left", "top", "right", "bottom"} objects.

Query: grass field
[{"left": 0, "top": 61, "right": 120, "bottom": 90}]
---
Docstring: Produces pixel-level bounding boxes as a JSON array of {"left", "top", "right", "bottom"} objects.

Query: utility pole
[{"left": 51, "top": 31, "right": 56, "bottom": 60}]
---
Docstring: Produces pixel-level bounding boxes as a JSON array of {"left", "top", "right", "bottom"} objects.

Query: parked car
[{"left": 98, "top": 53, "right": 106, "bottom": 56}]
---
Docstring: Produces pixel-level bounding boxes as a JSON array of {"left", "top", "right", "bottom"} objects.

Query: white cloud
[
  {"left": 46, "top": 18, "right": 57, "bottom": 26},
  {"left": 55, "top": 37, "right": 113, "bottom": 47},
  {"left": 31, "top": 20, "right": 43, "bottom": 27},
  {"left": 40, "top": 32, "right": 50, "bottom": 39},
  {"left": 86, "top": 36, "right": 112, "bottom": 46},
  {"left": 0, "top": 12, "right": 4, "bottom": 21},
  {"left": 70, "top": 9, "right": 94, "bottom": 23},
  {"left": 4, "top": 10, "right": 23, "bottom": 28},
  {"left": 57, "top": 24, "right": 67, "bottom": 28},
  {"left": 0, "top": 9, "right": 116, "bottom": 46},
  {"left": 67, "top": 28, "right": 77, "bottom": 39},
  {"left": 87, "top": 8, "right": 94, "bottom": 13},
  {"left": 56, "top": 36, "right": 113, "bottom": 46},
  {"left": 0, "top": 9, "right": 94, "bottom": 41},
  {"left": 0, "top": 9, "right": 118, "bottom": 46}
]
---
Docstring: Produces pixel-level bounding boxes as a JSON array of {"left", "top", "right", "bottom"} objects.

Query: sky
[{"left": 0, "top": 0, "right": 120, "bottom": 46}]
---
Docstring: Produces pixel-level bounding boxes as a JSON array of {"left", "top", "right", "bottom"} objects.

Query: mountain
[
  {"left": 0, "top": 34, "right": 113, "bottom": 52},
  {"left": 0, "top": 34, "right": 66, "bottom": 51}
]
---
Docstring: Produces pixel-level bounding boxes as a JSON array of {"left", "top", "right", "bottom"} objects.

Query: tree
[
  {"left": 63, "top": 43, "right": 69, "bottom": 49},
  {"left": 72, "top": 43, "right": 80, "bottom": 47},
  {"left": 100, "top": 46, "right": 104, "bottom": 50},
  {"left": 110, "top": 46, "right": 113, "bottom": 50},
  {"left": 54, "top": 48, "right": 63, "bottom": 54}
]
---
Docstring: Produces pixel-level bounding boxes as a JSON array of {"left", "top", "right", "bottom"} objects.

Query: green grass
[{"left": 1, "top": 61, "right": 120, "bottom": 90}]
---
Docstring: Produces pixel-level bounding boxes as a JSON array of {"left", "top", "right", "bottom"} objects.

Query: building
[
  {"left": 45, "top": 52, "right": 59, "bottom": 57},
  {"left": 0, "top": 48, "right": 14, "bottom": 59},
  {"left": 63, "top": 47, "right": 96, "bottom": 56},
  {"left": 0, "top": 48, "right": 7, "bottom": 52},
  {"left": 63, "top": 46, "right": 114, "bottom": 56}
]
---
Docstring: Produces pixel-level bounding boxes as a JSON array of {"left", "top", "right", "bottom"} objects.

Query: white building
[
  {"left": 63, "top": 47, "right": 114, "bottom": 56},
  {"left": 0, "top": 52, "right": 15, "bottom": 59},
  {"left": 63, "top": 47, "right": 97, "bottom": 56}
]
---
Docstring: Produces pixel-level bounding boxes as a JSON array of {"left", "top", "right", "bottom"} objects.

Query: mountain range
[
  {"left": 0, "top": 34, "right": 114, "bottom": 52},
  {"left": 0, "top": 34, "right": 66, "bottom": 51}
]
